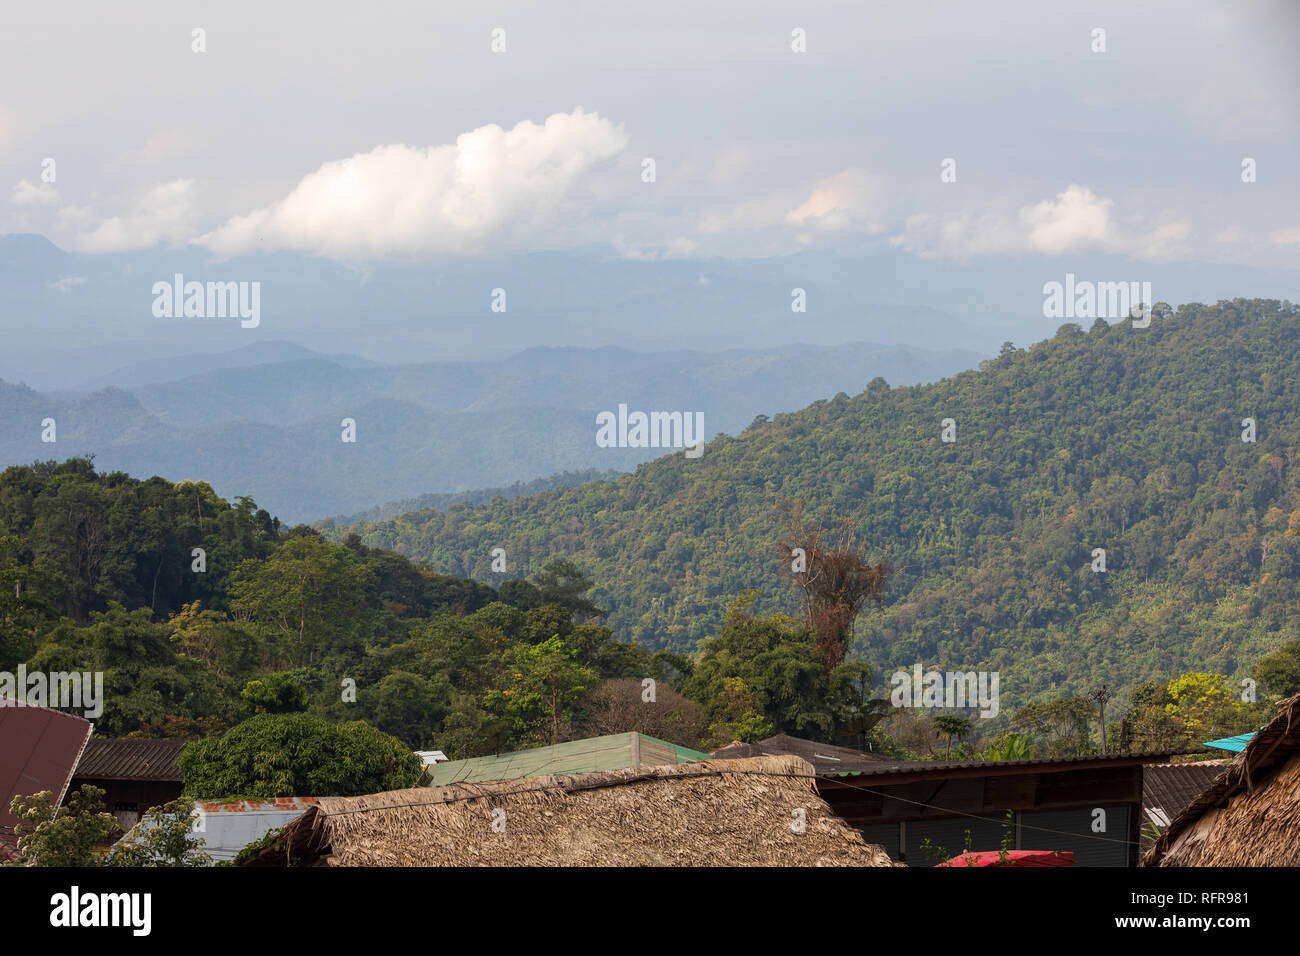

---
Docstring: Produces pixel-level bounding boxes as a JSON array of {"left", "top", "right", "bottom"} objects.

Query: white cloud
[
  {"left": 1020, "top": 185, "right": 1113, "bottom": 254},
  {"left": 196, "top": 109, "right": 629, "bottom": 260},
  {"left": 1270, "top": 227, "right": 1300, "bottom": 245},
  {"left": 11, "top": 179, "right": 60, "bottom": 206},
  {"left": 48, "top": 275, "right": 87, "bottom": 292},
  {"left": 891, "top": 185, "right": 1190, "bottom": 261},
  {"left": 612, "top": 235, "right": 697, "bottom": 261},
  {"left": 784, "top": 168, "right": 886, "bottom": 235},
  {"left": 73, "top": 179, "right": 197, "bottom": 252}
]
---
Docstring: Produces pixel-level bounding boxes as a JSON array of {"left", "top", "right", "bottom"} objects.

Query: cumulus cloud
[
  {"left": 196, "top": 108, "right": 628, "bottom": 260},
  {"left": 784, "top": 168, "right": 887, "bottom": 235},
  {"left": 73, "top": 179, "right": 197, "bottom": 252},
  {"left": 11, "top": 179, "right": 60, "bottom": 206},
  {"left": 892, "top": 185, "right": 1189, "bottom": 261},
  {"left": 1020, "top": 185, "right": 1113, "bottom": 254}
]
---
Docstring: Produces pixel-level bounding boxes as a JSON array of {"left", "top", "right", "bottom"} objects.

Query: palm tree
[{"left": 934, "top": 715, "right": 973, "bottom": 758}]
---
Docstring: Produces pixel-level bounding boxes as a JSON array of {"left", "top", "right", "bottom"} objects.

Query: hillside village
[{"left": 4, "top": 302, "right": 1300, "bottom": 868}]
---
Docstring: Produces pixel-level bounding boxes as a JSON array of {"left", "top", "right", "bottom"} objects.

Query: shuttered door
[{"left": 1019, "top": 806, "right": 1131, "bottom": 867}]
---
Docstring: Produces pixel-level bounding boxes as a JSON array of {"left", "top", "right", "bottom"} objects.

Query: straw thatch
[
  {"left": 1144, "top": 693, "right": 1300, "bottom": 867},
  {"left": 240, "top": 755, "right": 899, "bottom": 867}
]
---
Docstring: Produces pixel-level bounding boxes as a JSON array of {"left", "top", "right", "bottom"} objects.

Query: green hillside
[{"left": 335, "top": 299, "right": 1300, "bottom": 709}]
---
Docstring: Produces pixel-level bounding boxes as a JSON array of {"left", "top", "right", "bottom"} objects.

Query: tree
[
  {"left": 240, "top": 671, "right": 309, "bottom": 715},
  {"left": 365, "top": 670, "right": 443, "bottom": 748},
  {"left": 104, "top": 797, "right": 212, "bottom": 867},
  {"left": 1254, "top": 641, "right": 1300, "bottom": 700},
  {"left": 780, "top": 505, "right": 890, "bottom": 673},
  {"left": 487, "top": 636, "right": 598, "bottom": 745},
  {"left": 1164, "top": 673, "right": 1253, "bottom": 743},
  {"left": 1011, "top": 698, "right": 1095, "bottom": 757},
  {"left": 530, "top": 560, "right": 603, "bottom": 621},
  {"left": 5, "top": 785, "right": 120, "bottom": 866},
  {"left": 580, "top": 677, "right": 708, "bottom": 748},
  {"left": 0, "top": 534, "right": 54, "bottom": 671},
  {"left": 934, "top": 715, "right": 972, "bottom": 758},
  {"left": 679, "top": 594, "right": 834, "bottom": 743},
  {"left": 229, "top": 536, "right": 372, "bottom": 666},
  {"left": 179, "top": 713, "right": 423, "bottom": 799},
  {"left": 498, "top": 578, "right": 543, "bottom": 610}
]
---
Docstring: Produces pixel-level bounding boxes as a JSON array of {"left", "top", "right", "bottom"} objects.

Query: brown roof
[
  {"left": 0, "top": 697, "right": 93, "bottom": 853},
  {"left": 73, "top": 738, "right": 185, "bottom": 782},
  {"left": 711, "top": 734, "right": 891, "bottom": 773},
  {"left": 1144, "top": 694, "right": 1300, "bottom": 866},
  {"left": 713, "top": 735, "right": 1189, "bottom": 780},
  {"left": 1142, "top": 762, "right": 1226, "bottom": 823},
  {"left": 240, "top": 755, "right": 901, "bottom": 867}
]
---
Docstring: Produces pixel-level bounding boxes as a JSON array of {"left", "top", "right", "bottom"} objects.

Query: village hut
[
  {"left": 240, "top": 755, "right": 898, "bottom": 867},
  {"left": 1144, "top": 693, "right": 1300, "bottom": 866}
]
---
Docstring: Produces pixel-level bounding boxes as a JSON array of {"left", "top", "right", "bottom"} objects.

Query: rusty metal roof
[
  {"left": 0, "top": 697, "right": 93, "bottom": 852},
  {"left": 73, "top": 737, "right": 185, "bottom": 782}
]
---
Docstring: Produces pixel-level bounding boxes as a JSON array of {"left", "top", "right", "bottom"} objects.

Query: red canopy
[{"left": 937, "top": 850, "right": 1073, "bottom": 867}]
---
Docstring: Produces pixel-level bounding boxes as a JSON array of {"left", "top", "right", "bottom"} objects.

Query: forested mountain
[
  {"left": 318, "top": 469, "right": 621, "bottom": 526},
  {"left": 333, "top": 299, "right": 1300, "bottom": 709},
  {"left": 0, "top": 341, "right": 978, "bottom": 522}
]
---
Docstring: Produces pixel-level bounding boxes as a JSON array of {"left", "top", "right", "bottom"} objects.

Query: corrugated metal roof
[
  {"left": 1142, "top": 761, "right": 1225, "bottom": 817},
  {"left": 125, "top": 798, "right": 320, "bottom": 864},
  {"left": 817, "top": 750, "right": 1188, "bottom": 779},
  {"left": 424, "top": 732, "right": 710, "bottom": 786},
  {"left": 0, "top": 696, "right": 93, "bottom": 852},
  {"left": 73, "top": 738, "right": 185, "bottom": 782},
  {"left": 1202, "top": 731, "right": 1258, "bottom": 752},
  {"left": 1140, "top": 761, "right": 1225, "bottom": 848},
  {"left": 711, "top": 734, "right": 891, "bottom": 773}
]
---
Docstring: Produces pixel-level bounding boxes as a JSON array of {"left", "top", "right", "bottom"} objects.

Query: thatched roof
[
  {"left": 1144, "top": 694, "right": 1300, "bottom": 867},
  {"left": 240, "top": 755, "right": 898, "bottom": 867}
]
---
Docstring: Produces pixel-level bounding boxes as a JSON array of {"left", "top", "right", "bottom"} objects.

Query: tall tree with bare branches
[{"left": 779, "top": 503, "right": 891, "bottom": 673}]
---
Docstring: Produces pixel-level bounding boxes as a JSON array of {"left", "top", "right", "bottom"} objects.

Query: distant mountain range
[
  {"left": 0, "top": 339, "right": 981, "bottom": 523},
  {"left": 3, "top": 232, "right": 1297, "bottom": 391},
  {"left": 329, "top": 299, "right": 1300, "bottom": 706}
]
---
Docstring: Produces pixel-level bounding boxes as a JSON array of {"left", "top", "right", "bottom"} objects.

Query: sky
[{"left": 3, "top": 0, "right": 1298, "bottom": 269}]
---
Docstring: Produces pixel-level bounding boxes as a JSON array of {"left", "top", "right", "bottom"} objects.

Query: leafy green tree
[
  {"left": 983, "top": 732, "right": 1032, "bottom": 761},
  {"left": 1011, "top": 698, "right": 1096, "bottom": 757},
  {"left": 0, "top": 534, "right": 54, "bottom": 671},
  {"left": 487, "top": 636, "right": 599, "bottom": 745},
  {"left": 934, "top": 715, "right": 973, "bottom": 758},
  {"left": 680, "top": 594, "right": 834, "bottom": 743},
  {"left": 498, "top": 578, "right": 543, "bottom": 610},
  {"left": 530, "top": 560, "right": 603, "bottom": 621},
  {"left": 5, "top": 785, "right": 120, "bottom": 867},
  {"left": 104, "top": 797, "right": 212, "bottom": 867},
  {"left": 240, "top": 671, "right": 309, "bottom": 715},
  {"left": 365, "top": 670, "right": 443, "bottom": 748},
  {"left": 1254, "top": 640, "right": 1300, "bottom": 699},
  {"left": 180, "top": 713, "right": 423, "bottom": 799},
  {"left": 229, "top": 535, "right": 373, "bottom": 666}
]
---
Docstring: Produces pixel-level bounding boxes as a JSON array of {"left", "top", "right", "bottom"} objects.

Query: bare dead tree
[{"left": 779, "top": 502, "right": 891, "bottom": 673}]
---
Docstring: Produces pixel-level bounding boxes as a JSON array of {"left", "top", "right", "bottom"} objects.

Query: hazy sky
[{"left": 3, "top": 1, "right": 1298, "bottom": 267}]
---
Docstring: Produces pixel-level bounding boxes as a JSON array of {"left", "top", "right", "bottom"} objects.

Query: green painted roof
[{"left": 424, "top": 733, "right": 711, "bottom": 787}]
